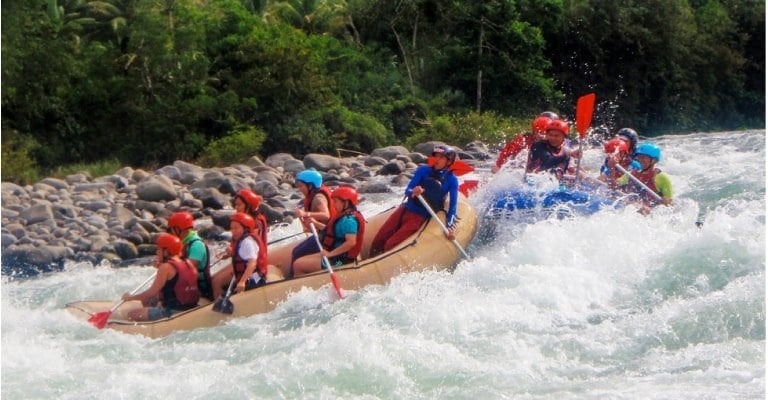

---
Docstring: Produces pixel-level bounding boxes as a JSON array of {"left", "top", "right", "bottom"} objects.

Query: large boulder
[
  {"left": 265, "top": 153, "right": 297, "bottom": 169},
  {"left": 136, "top": 175, "right": 177, "bottom": 202},
  {"left": 303, "top": 154, "right": 343, "bottom": 171},
  {"left": 20, "top": 204, "right": 54, "bottom": 225},
  {"left": 371, "top": 146, "right": 410, "bottom": 160}
]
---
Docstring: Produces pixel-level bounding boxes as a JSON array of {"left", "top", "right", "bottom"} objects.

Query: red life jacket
[
  {"left": 231, "top": 231, "right": 268, "bottom": 281},
  {"left": 495, "top": 133, "right": 538, "bottom": 168},
  {"left": 251, "top": 212, "right": 269, "bottom": 251},
  {"left": 303, "top": 186, "right": 336, "bottom": 221},
  {"left": 162, "top": 258, "right": 200, "bottom": 310},
  {"left": 630, "top": 167, "right": 662, "bottom": 204},
  {"left": 321, "top": 208, "right": 366, "bottom": 260}
]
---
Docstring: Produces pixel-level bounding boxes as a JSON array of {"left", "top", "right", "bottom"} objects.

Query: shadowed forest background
[{"left": 2, "top": 0, "right": 764, "bottom": 183}]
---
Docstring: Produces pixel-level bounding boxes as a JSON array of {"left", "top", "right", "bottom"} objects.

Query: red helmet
[
  {"left": 230, "top": 212, "right": 255, "bottom": 231},
  {"left": 604, "top": 137, "right": 629, "bottom": 154},
  {"left": 236, "top": 189, "right": 262, "bottom": 209},
  {"left": 532, "top": 116, "right": 552, "bottom": 134},
  {"left": 332, "top": 186, "right": 359, "bottom": 206},
  {"left": 168, "top": 212, "right": 194, "bottom": 230},
  {"left": 546, "top": 120, "right": 570, "bottom": 136},
  {"left": 156, "top": 233, "right": 182, "bottom": 256}
]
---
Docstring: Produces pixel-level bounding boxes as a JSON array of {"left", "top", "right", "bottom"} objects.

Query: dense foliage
[{"left": 2, "top": 0, "right": 764, "bottom": 183}]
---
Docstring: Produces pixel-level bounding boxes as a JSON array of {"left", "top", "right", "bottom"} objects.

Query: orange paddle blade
[
  {"left": 88, "top": 311, "right": 112, "bottom": 329},
  {"left": 576, "top": 93, "right": 596, "bottom": 138}
]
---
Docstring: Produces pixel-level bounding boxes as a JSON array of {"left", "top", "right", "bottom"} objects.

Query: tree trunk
[
  {"left": 392, "top": 24, "right": 415, "bottom": 96},
  {"left": 476, "top": 16, "right": 484, "bottom": 113}
]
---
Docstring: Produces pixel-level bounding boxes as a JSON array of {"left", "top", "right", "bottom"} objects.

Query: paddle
[
  {"left": 416, "top": 195, "right": 470, "bottom": 260},
  {"left": 212, "top": 276, "right": 236, "bottom": 314},
  {"left": 308, "top": 223, "right": 345, "bottom": 299},
  {"left": 613, "top": 163, "right": 663, "bottom": 202},
  {"left": 573, "top": 93, "right": 596, "bottom": 182},
  {"left": 88, "top": 272, "right": 156, "bottom": 329}
]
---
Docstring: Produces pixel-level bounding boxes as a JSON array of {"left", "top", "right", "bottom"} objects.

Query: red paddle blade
[
  {"left": 576, "top": 93, "right": 596, "bottom": 138},
  {"left": 459, "top": 179, "right": 479, "bottom": 197},
  {"left": 330, "top": 274, "right": 345, "bottom": 299},
  {"left": 449, "top": 160, "right": 475, "bottom": 177},
  {"left": 88, "top": 311, "right": 112, "bottom": 329}
]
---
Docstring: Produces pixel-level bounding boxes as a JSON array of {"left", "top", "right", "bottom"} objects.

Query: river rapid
[{"left": 1, "top": 130, "right": 764, "bottom": 399}]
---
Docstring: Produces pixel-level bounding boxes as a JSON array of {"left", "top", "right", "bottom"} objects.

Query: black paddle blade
[{"left": 212, "top": 297, "right": 234, "bottom": 314}]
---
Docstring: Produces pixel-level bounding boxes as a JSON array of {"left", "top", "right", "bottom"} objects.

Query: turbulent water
[{"left": 2, "top": 130, "right": 764, "bottom": 399}]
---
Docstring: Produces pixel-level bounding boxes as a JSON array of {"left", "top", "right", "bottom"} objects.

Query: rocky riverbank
[{"left": 1, "top": 141, "right": 492, "bottom": 279}]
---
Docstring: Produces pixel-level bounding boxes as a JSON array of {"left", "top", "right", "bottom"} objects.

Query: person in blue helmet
[
  {"left": 369, "top": 145, "right": 460, "bottom": 257},
  {"left": 286, "top": 169, "right": 335, "bottom": 277},
  {"left": 617, "top": 143, "right": 673, "bottom": 213}
]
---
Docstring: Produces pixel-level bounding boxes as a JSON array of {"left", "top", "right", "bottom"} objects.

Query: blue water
[{"left": 2, "top": 130, "right": 764, "bottom": 399}]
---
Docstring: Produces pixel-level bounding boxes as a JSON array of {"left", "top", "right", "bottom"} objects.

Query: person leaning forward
[
  {"left": 122, "top": 233, "right": 200, "bottom": 321},
  {"left": 369, "top": 145, "right": 460, "bottom": 257},
  {"left": 168, "top": 211, "right": 213, "bottom": 301}
]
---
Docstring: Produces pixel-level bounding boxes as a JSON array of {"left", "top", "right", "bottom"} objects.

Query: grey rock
[
  {"left": 132, "top": 169, "right": 150, "bottom": 182},
  {"left": 20, "top": 204, "right": 54, "bottom": 225},
  {"left": 265, "top": 153, "right": 297, "bottom": 169},
  {"left": 79, "top": 201, "right": 111, "bottom": 212},
  {"left": 303, "top": 153, "right": 343, "bottom": 171},
  {"left": 364, "top": 156, "right": 388, "bottom": 167},
  {"left": 253, "top": 180, "right": 281, "bottom": 198},
  {"left": 379, "top": 160, "right": 406, "bottom": 175},
  {"left": 283, "top": 159, "right": 305, "bottom": 174},
  {"left": 2, "top": 233, "right": 17, "bottom": 247},
  {"left": 136, "top": 175, "right": 177, "bottom": 202},
  {"left": 156, "top": 165, "right": 182, "bottom": 182},
  {"left": 192, "top": 188, "right": 229, "bottom": 210},
  {"left": 39, "top": 177, "right": 70, "bottom": 190},
  {"left": 73, "top": 182, "right": 115, "bottom": 193},
  {"left": 65, "top": 173, "right": 91, "bottom": 184},
  {"left": 371, "top": 145, "right": 410, "bottom": 160},
  {"left": 358, "top": 181, "right": 392, "bottom": 194},
  {"left": 113, "top": 239, "right": 139, "bottom": 260}
]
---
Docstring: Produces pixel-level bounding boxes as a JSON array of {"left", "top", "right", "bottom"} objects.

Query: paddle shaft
[
  {"left": 308, "top": 223, "right": 345, "bottom": 299},
  {"left": 613, "top": 164, "right": 663, "bottom": 201},
  {"left": 109, "top": 272, "right": 156, "bottom": 313},
  {"left": 416, "top": 195, "right": 470, "bottom": 260}
]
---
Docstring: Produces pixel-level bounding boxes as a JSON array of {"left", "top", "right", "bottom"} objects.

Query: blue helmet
[
  {"left": 296, "top": 170, "right": 322, "bottom": 189},
  {"left": 635, "top": 143, "right": 661, "bottom": 162}
]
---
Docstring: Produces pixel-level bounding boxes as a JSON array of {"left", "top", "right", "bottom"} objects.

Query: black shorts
[{"left": 326, "top": 254, "right": 354, "bottom": 268}]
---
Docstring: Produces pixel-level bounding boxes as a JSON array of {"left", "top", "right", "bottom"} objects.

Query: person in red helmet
[
  {"left": 525, "top": 119, "right": 573, "bottom": 179},
  {"left": 233, "top": 188, "right": 269, "bottom": 246},
  {"left": 492, "top": 113, "right": 556, "bottom": 173},
  {"left": 168, "top": 211, "right": 213, "bottom": 301},
  {"left": 211, "top": 212, "right": 268, "bottom": 299},
  {"left": 292, "top": 186, "right": 365, "bottom": 277},
  {"left": 122, "top": 233, "right": 200, "bottom": 321},
  {"left": 598, "top": 137, "right": 638, "bottom": 188}
]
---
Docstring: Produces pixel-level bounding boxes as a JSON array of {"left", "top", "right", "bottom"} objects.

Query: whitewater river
[{"left": 2, "top": 130, "right": 764, "bottom": 399}]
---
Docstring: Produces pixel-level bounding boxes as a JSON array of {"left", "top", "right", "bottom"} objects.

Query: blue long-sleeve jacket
[{"left": 403, "top": 165, "right": 459, "bottom": 228}]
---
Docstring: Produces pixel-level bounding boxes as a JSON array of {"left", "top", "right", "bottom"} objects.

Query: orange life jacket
[{"left": 321, "top": 208, "right": 366, "bottom": 260}]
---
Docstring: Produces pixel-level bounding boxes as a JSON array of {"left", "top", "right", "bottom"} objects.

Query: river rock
[
  {"left": 136, "top": 175, "right": 177, "bottom": 202},
  {"left": 372, "top": 145, "right": 410, "bottom": 160},
  {"left": 265, "top": 153, "right": 297, "bottom": 169},
  {"left": 20, "top": 204, "right": 54, "bottom": 225},
  {"left": 40, "top": 178, "right": 69, "bottom": 190},
  {"left": 379, "top": 160, "right": 406, "bottom": 175},
  {"left": 302, "top": 153, "right": 344, "bottom": 171},
  {"left": 113, "top": 239, "right": 139, "bottom": 260}
]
